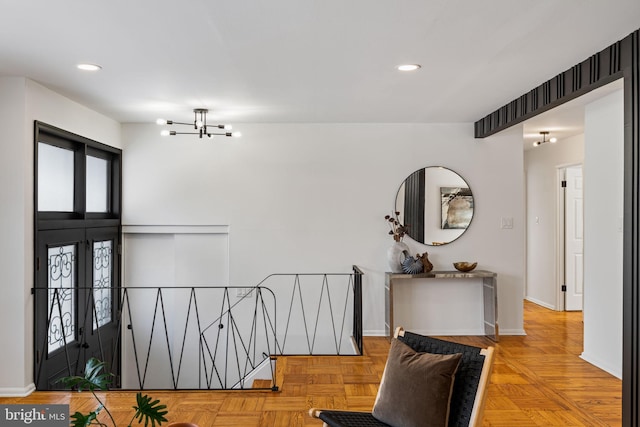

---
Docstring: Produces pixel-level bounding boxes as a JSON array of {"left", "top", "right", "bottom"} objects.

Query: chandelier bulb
[
  {"left": 160, "top": 130, "right": 170, "bottom": 137},
  {"left": 550, "top": 137, "right": 557, "bottom": 143},
  {"left": 156, "top": 118, "right": 167, "bottom": 125},
  {"left": 232, "top": 132, "right": 242, "bottom": 138}
]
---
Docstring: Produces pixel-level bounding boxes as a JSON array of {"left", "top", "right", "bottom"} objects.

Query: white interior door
[{"left": 565, "top": 166, "right": 584, "bottom": 311}]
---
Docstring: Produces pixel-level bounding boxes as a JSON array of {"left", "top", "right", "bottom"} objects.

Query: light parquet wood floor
[{"left": 0, "top": 301, "right": 621, "bottom": 426}]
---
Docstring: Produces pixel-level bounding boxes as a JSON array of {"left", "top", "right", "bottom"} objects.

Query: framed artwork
[{"left": 441, "top": 187, "right": 473, "bottom": 229}]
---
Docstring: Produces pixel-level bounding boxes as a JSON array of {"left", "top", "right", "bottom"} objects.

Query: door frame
[
  {"left": 556, "top": 166, "right": 567, "bottom": 311},
  {"left": 34, "top": 121, "right": 122, "bottom": 390},
  {"left": 556, "top": 164, "right": 584, "bottom": 311}
]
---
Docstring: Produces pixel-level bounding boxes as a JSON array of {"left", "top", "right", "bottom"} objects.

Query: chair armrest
[
  {"left": 309, "top": 408, "right": 323, "bottom": 418},
  {"left": 309, "top": 408, "right": 373, "bottom": 417}
]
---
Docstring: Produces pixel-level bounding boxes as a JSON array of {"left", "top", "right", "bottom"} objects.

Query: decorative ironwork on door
[
  {"left": 47, "top": 245, "right": 76, "bottom": 354},
  {"left": 92, "top": 240, "right": 113, "bottom": 330}
]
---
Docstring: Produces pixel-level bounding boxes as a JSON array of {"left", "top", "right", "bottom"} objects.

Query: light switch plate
[
  {"left": 501, "top": 217, "right": 514, "bottom": 229},
  {"left": 236, "top": 288, "right": 253, "bottom": 298}
]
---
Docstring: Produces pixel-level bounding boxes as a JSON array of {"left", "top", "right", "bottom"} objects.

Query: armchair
[{"left": 309, "top": 327, "right": 495, "bottom": 427}]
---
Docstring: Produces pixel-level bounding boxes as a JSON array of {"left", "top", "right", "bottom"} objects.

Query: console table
[{"left": 385, "top": 270, "right": 498, "bottom": 341}]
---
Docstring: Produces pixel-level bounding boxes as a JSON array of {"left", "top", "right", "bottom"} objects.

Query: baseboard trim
[
  {"left": 0, "top": 383, "right": 35, "bottom": 397},
  {"left": 525, "top": 296, "right": 557, "bottom": 311},
  {"left": 363, "top": 330, "right": 387, "bottom": 337},
  {"left": 580, "top": 352, "right": 622, "bottom": 379},
  {"left": 498, "top": 328, "right": 527, "bottom": 336}
]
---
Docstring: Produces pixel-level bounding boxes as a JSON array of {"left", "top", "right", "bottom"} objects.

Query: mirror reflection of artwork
[
  {"left": 441, "top": 187, "right": 473, "bottom": 229},
  {"left": 395, "top": 167, "right": 474, "bottom": 246}
]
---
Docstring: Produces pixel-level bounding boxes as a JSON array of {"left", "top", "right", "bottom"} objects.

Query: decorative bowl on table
[{"left": 453, "top": 262, "right": 477, "bottom": 272}]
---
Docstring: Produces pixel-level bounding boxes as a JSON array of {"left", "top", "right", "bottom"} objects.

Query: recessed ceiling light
[
  {"left": 397, "top": 64, "right": 421, "bottom": 71},
  {"left": 77, "top": 63, "right": 102, "bottom": 71}
]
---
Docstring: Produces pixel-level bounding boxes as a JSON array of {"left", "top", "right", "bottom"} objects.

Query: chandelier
[
  {"left": 532, "top": 131, "right": 557, "bottom": 147},
  {"left": 157, "top": 109, "right": 241, "bottom": 139}
]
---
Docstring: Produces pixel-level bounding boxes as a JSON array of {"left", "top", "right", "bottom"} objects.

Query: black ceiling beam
[{"left": 474, "top": 34, "right": 629, "bottom": 138}]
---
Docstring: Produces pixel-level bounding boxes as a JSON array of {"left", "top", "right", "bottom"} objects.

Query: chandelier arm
[
  {"left": 165, "top": 122, "right": 229, "bottom": 128},
  {"left": 167, "top": 131, "right": 232, "bottom": 136}
]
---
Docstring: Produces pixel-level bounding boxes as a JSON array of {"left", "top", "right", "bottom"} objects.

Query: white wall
[
  {"left": 525, "top": 134, "right": 584, "bottom": 309},
  {"left": 0, "top": 77, "right": 30, "bottom": 396},
  {"left": 25, "top": 81, "right": 122, "bottom": 150},
  {"left": 122, "top": 122, "right": 526, "bottom": 336},
  {"left": 0, "top": 79, "right": 527, "bottom": 393},
  {"left": 0, "top": 77, "right": 121, "bottom": 395},
  {"left": 582, "top": 89, "right": 624, "bottom": 378}
]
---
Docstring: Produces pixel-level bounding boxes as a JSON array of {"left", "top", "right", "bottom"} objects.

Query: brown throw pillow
[{"left": 372, "top": 338, "right": 462, "bottom": 427}]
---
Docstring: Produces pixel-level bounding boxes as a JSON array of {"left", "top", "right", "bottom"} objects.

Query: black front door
[{"left": 35, "top": 227, "right": 120, "bottom": 389}]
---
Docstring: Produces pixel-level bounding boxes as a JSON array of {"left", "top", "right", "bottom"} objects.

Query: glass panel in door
[
  {"left": 86, "top": 155, "right": 110, "bottom": 213},
  {"left": 37, "top": 142, "right": 75, "bottom": 212},
  {"left": 47, "top": 244, "right": 76, "bottom": 354}
]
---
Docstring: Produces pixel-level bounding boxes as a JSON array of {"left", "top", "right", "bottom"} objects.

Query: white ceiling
[
  {"left": 1, "top": 0, "right": 639, "bottom": 126},
  {"left": 522, "top": 78, "right": 624, "bottom": 150}
]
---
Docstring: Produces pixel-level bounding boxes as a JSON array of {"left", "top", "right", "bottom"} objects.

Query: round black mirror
[{"left": 394, "top": 166, "right": 474, "bottom": 245}]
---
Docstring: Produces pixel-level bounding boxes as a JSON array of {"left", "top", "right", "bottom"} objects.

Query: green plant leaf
[
  {"left": 59, "top": 358, "right": 168, "bottom": 427},
  {"left": 69, "top": 410, "right": 102, "bottom": 427},
  {"left": 82, "top": 357, "right": 114, "bottom": 390},
  {"left": 58, "top": 357, "right": 113, "bottom": 392},
  {"left": 130, "top": 392, "right": 168, "bottom": 426}
]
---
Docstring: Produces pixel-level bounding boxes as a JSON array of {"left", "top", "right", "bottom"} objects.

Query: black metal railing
[
  {"left": 198, "top": 286, "right": 278, "bottom": 390},
  {"left": 352, "top": 265, "right": 364, "bottom": 355},
  {"left": 33, "top": 266, "right": 363, "bottom": 391},
  {"left": 238, "top": 265, "right": 363, "bottom": 356}
]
